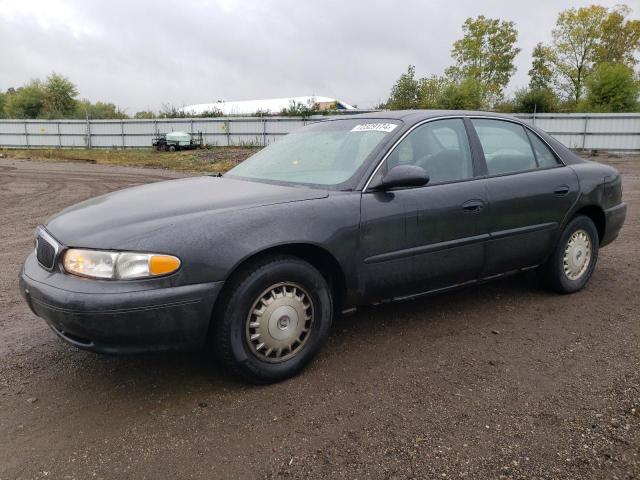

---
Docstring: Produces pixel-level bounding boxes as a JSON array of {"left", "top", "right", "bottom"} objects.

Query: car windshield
[{"left": 226, "top": 119, "right": 401, "bottom": 187}]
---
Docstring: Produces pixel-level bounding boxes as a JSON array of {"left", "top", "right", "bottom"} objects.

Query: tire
[
  {"left": 168, "top": 145, "right": 176, "bottom": 152},
  {"left": 539, "top": 215, "right": 599, "bottom": 294},
  {"left": 212, "top": 255, "right": 333, "bottom": 384}
]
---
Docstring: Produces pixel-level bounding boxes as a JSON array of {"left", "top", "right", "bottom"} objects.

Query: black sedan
[{"left": 20, "top": 111, "right": 627, "bottom": 383}]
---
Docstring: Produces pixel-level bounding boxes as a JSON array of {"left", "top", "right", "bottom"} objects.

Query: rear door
[{"left": 469, "top": 118, "right": 579, "bottom": 276}]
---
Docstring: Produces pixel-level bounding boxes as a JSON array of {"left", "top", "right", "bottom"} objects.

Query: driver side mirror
[{"left": 369, "top": 165, "right": 429, "bottom": 191}]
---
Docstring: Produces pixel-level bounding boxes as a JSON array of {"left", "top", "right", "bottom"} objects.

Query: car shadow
[{"left": 333, "top": 270, "right": 543, "bottom": 334}]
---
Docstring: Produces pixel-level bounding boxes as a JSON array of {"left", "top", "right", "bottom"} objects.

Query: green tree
[
  {"left": 594, "top": 5, "right": 640, "bottom": 67},
  {"left": 134, "top": 110, "right": 156, "bottom": 119},
  {"left": 384, "top": 65, "right": 421, "bottom": 109},
  {"left": 418, "top": 75, "right": 449, "bottom": 108},
  {"left": 75, "top": 100, "right": 127, "bottom": 119},
  {"left": 585, "top": 62, "right": 639, "bottom": 112},
  {"left": 4, "top": 81, "right": 45, "bottom": 118},
  {"left": 548, "top": 5, "right": 607, "bottom": 102},
  {"left": 439, "top": 77, "right": 484, "bottom": 110},
  {"left": 528, "top": 43, "right": 554, "bottom": 90},
  {"left": 42, "top": 73, "right": 78, "bottom": 118},
  {"left": 492, "top": 98, "right": 516, "bottom": 113},
  {"left": 545, "top": 4, "right": 640, "bottom": 103},
  {"left": 446, "top": 15, "right": 520, "bottom": 105},
  {"left": 0, "top": 91, "right": 6, "bottom": 118},
  {"left": 513, "top": 87, "right": 558, "bottom": 113}
]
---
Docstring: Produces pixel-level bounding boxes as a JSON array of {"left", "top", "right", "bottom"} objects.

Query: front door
[{"left": 360, "top": 118, "right": 490, "bottom": 300}]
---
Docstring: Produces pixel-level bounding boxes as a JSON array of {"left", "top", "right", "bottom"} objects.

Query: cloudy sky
[{"left": 0, "top": 0, "right": 628, "bottom": 113}]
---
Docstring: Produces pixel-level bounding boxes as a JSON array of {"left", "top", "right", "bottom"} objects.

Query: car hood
[{"left": 45, "top": 176, "right": 328, "bottom": 247}]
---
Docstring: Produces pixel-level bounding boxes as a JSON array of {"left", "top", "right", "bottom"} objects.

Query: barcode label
[{"left": 351, "top": 123, "right": 398, "bottom": 133}]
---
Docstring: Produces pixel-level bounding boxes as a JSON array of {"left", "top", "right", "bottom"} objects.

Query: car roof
[
  {"left": 342, "top": 109, "right": 584, "bottom": 166},
  {"left": 344, "top": 110, "right": 519, "bottom": 126}
]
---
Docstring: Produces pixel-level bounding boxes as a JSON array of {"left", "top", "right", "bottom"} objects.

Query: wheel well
[
  {"left": 573, "top": 205, "right": 605, "bottom": 243},
  {"left": 221, "top": 244, "right": 347, "bottom": 313}
]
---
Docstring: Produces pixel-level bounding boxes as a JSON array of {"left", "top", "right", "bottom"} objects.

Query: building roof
[{"left": 181, "top": 96, "right": 356, "bottom": 116}]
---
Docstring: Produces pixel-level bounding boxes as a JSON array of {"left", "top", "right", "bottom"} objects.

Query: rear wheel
[
  {"left": 539, "top": 215, "right": 599, "bottom": 293},
  {"left": 168, "top": 145, "right": 176, "bottom": 152},
  {"left": 212, "top": 256, "right": 333, "bottom": 384}
]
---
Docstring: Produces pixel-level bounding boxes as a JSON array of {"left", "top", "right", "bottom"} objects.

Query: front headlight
[{"left": 62, "top": 249, "right": 181, "bottom": 280}]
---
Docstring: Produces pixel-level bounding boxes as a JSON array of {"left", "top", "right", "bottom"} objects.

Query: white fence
[
  {"left": 516, "top": 113, "right": 640, "bottom": 151},
  {"left": 0, "top": 117, "right": 307, "bottom": 149},
  {"left": 0, "top": 113, "right": 638, "bottom": 151}
]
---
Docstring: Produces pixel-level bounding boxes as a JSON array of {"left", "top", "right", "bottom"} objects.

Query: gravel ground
[{"left": 0, "top": 155, "right": 638, "bottom": 480}]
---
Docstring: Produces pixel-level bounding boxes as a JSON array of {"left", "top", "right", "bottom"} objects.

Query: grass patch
[{"left": 0, "top": 147, "right": 262, "bottom": 174}]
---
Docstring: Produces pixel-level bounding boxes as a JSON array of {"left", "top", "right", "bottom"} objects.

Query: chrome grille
[{"left": 35, "top": 228, "right": 59, "bottom": 270}]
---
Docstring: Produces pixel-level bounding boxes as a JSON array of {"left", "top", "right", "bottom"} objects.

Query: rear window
[
  {"left": 471, "top": 119, "right": 537, "bottom": 175},
  {"left": 527, "top": 130, "right": 560, "bottom": 168}
]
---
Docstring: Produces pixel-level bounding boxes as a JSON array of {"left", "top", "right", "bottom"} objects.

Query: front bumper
[
  {"left": 20, "top": 253, "right": 223, "bottom": 354},
  {"left": 601, "top": 202, "right": 627, "bottom": 247}
]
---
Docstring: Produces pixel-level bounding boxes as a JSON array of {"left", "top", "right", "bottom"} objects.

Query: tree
[
  {"left": 134, "top": 110, "right": 156, "bottom": 119},
  {"left": 545, "top": 5, "right": 640, "bottom": 103},
  {"left": 528, "top": 43, "right": 554, "bottom": 90},
  {"left": 549, "top": 5, "right": 607, "bottom": 102},
  {"left": 446, "top": 16, "right": 520, "bottom": 105},
  {"left": 384, "top": 65, "right": 421, "bottom": 109},
  {"left": 0, "top": 91, "right": 6, "bottom": 118},
  {"left": 585, "top": 63, "right": 639, "bottom": 112},
  {"left": 418, "top": 75, "right": 449, "bottom": 108},
  {"left": 513, "top": 87, "right": 558, "bottom": 113},
  {"left": 4, "top": 81, "right": 45, "bottom": 118},
  {"left": 75, "top": 100, "right": 127, "bottom": 119},
  {"left": 42, "top": 73, "right": 78, "bottom": 118},
  {"left": 439, "top": 77, "right": 484, "bottom": 110},
  {"left": 594, "top": 5, "right": 640, "bottom": 67}
]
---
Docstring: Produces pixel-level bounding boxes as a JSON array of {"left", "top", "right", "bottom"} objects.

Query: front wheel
[
  {"left": 539, "top": 215, "right": 599, "bottom": 294},
  {"left": 212, "top": 256, "right": 333, "bottom": 384}
]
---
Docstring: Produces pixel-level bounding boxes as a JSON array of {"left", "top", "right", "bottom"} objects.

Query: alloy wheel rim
[
  {"left": 245, "top": 282, "right": 314, "bottom": 363},
  {"left": 563, "top": 229, "right": 592, "bottom": 281}
]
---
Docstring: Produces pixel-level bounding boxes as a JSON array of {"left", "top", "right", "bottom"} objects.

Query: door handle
[
  {"left": 554, "top": 185, "right": 570, "bottom": 196},
  {"left": 462, "top": 199, "right": 485, "bottom": 213}
]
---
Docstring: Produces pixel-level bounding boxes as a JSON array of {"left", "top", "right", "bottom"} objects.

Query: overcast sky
[{"left": 0, "top": 0, "right": 628, "bottom": 113}]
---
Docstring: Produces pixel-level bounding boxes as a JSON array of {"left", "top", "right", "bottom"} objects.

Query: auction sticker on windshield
[{"left": 351, "top": 123, "right": 398, "bottom": 133}]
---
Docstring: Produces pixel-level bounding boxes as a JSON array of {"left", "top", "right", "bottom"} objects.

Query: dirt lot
[
  {"left": 0, "top": 146, "right": 260, "bottom": 174},
  {"left": 0, "top": 154, "right": 638, "bottom": 479}
]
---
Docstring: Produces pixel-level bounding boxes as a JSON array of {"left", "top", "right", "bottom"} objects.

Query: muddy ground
[{"left": 0, "top": 155, "right": 638, "bottom": 479}]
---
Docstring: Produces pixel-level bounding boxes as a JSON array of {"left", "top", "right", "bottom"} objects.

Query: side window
[
  {"left": 527, "top": 130, "right": 560, "bottom": 168},
  {"left": 386, "top": 119, "right": 473, "bottom": 184},
  {"left": 472, "top": 119, "right": 537, "bottom": 175}
]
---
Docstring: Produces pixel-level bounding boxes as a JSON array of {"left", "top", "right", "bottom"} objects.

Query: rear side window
[
  {"left": 386, "top": 118, "right": 473, "bottom": 184},
  {"left": 472, "top": 119, "right": 537, "bottom": 175},
  {"left": 527, "top": 130, "right": 559, "bottom": 168}
]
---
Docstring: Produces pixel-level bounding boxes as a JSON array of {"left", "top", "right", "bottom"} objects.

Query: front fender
[{"left": 165, "top": 193, "right": 363, "bottom": 288}]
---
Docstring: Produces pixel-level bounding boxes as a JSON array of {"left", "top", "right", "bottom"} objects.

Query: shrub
[
  {"left": 439, "top": 77, "right": 484, "bottom": 110},
  {"left": 3, "top": 81, "right": 45, "bottom": 118},
  {"left": 585, "top": 63, "right": 639, "bottom": 112},
  {"left": 512, "top": 87, "right": 558, "bottom": 113}
]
